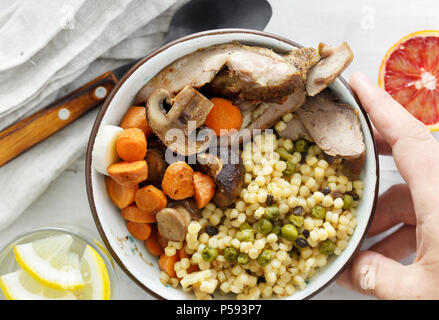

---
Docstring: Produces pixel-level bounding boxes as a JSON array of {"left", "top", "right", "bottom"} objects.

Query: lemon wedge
[
  {"left": 73, "top": 245, "right": 111, "bottom": 300},
  {"left": 14, "top": 234, "right": 84, "bottom": 290},
  {"left": 0, "top": 269, "right": 78, "bottom": 300}
]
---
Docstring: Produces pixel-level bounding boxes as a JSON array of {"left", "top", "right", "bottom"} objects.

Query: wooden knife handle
[{"left": 0, "top": 71, "right": 118, "bottom": 167}]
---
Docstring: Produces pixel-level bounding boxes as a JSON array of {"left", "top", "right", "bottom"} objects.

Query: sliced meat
[
  {"left": 136, "top": 44, "right": 229, "bottom": 104},
  {"left": 136, "top": 43, "right": 304, "bottom": 104},
  {"left": 318, "top": 42, "right": 336, "bottom": 58},
  {"left": 278, "top": 116, "right": 312, "bottom": 141},
  {"left": 156, "top": 206, "right": 192, "bottom": 241},
  {"left": 306, "top": 42, "right": 354, "bottom": 96},
  {"left": 228, "top": 88, "right": 307, "bottom": 145},
  {"left": 284, "top": 47, "right": 321, "bottom": 78},
  {"left": 297, "top": 90, "right": 365, "bottom": 159},
  {"left": 246, "top": 88, "right": 306, "bottom": 131},
  {"left": 343, "top": 151, "right": 366, "bottom": 176}
]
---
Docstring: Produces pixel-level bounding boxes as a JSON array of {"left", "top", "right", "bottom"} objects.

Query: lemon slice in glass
[
  {"left": 0, "top": 269, "right": 78, "bottom": 300},
  {"left": 73, "top": 245, "right": 111, "bottom": 300},
  {"left": 14, "top": 234, "right": 84, "bottom": 290}
]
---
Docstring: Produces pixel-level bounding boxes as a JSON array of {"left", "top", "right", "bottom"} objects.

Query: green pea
[
  {"left": 257, "top": 249, "right": 272, "bottom": 266},
  {"left": 294, "top": 139, "right": 309, "bottom": 153},
  {"left": 257, "top": 219, "right": 273, "bottom": 235},
  {"left": 236, "top": 229, "right": 255, "bottom": 242},
  {"left": 239, "top": 222, "right": 253, "bottom": 231},
  {"left": 224, "top": 247, "right": 238, "bottom": 263},
  {"left": 275, "top": 147, "right": 293, "bottom": 161},
  {"left": 283, "top": 160, "right": 296, "bottom": 176},
  {"left": 281, "top": 224, "right": 299, "bottom": 241},
  {"left": 201, "top": 246, "right": 218, "bottom": 262},
  {"left": 320, "top": 240, "right": 336, "bottom": 255},
  {"left": 343, "top": 194, "right": 354, "bottom": 209},
  {"left": 237, "top": 253, "right": 250, "bottom": 265},
  {"left": 289, "top": 214, "right": 304, "bottom": 228},
  {"left": 271, "top": 225, "right": 281, "bottom": 235},
  {"left": 311, "top": 205, "right": 326, "bottom": 219},
  {"left": 264, "top": 206, "right": 280, "bottom": 220}
]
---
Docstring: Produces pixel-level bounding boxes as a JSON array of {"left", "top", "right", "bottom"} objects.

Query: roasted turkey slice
[
  {"left": 305, "top": 42, "right": 354, "bottom": 96},
  {"left": 296, "top": 90, "right": 365, "bottom": 159},
  {"left": 136, "top": 43, "right": 305, "bottom": 104}
]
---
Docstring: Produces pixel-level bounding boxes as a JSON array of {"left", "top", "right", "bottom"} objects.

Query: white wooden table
[{"left": 1, "top": 0, "right": 438, "bottom": 299}]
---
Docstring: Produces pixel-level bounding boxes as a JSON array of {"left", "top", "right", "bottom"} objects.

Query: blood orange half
[{"left": 379, "top": 30, "right": 439, "bottom": 131}]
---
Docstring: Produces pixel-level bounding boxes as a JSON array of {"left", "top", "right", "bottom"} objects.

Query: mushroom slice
[
  {"left": 169, "top": 198, "right": 201, "bottom": 220},
  {"left": 297, "top": 90, "right": 365, "bottom": 159},
  {"left": 306, "top": 42, "right": 354, "bottom": 96},
  {"left": 143, "top": 147, "right": 167, "bottom": 187},
  {"left": 146, "top": 86, "right": 215, "bottom": 156},
  {"left": 197, "top": 147, "right": 244, "bottom": 208},
  {"left": 156, "top": 206, "right": 192, "bottom": 241}
]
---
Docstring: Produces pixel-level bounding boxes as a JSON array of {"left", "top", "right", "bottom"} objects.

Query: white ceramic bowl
[{"left": 86, "top": 29, "right": 379, "bottom": 300}]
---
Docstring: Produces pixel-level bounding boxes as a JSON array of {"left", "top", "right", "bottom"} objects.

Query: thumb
[{"left": 337, "top": 250, "right": 414, "bottom": 299}]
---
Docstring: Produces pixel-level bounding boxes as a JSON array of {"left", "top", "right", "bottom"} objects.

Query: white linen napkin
[{"left": 0, "top": 0, "right": 187, "bottom": 229}]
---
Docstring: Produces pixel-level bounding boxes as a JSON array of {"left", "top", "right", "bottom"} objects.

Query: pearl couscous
[{"left": 160, "top": 133, "right": 363, "bottom": 299}]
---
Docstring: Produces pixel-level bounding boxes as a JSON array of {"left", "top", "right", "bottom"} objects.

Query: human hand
[{"left": 337, "top": 72, "right": 439, "bottom": 299}]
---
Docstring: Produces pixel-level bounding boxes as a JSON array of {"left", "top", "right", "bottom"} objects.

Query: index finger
[{"left": 350, "top": 72, "right": 439, "bottom": 219}]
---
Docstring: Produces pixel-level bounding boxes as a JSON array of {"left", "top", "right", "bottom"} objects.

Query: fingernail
[{"left": 359, "top": 264, "right": 376, "bottom": 290}]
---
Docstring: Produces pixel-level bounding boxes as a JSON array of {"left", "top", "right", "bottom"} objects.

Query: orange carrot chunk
[
  {"left": 116, "top": 128, "right": 147, "bottom": 162},
  {"left": 135, "top": 185, "right": 167, "bottom": 214},
  {"left": 205, "top": 97, "right": 242, "bottom": 136},
  {"left": 145, "top": 229, "right": 163, "bottom": 257},
  {"left": 186, "top": 264, "right": 200, "bottom": 274},
  {"left": 193, "top": 171, "right": 216, "bottom": 209},
  {"left": 178, "top": 247, "right": 189, "bottom": 260},
  {"left": 121, "top": 205, "right": 157, "bottom": 223},
  {"left": 161, "top": 161, "right": 195, "bottom": 200},
  {"left": 126, "top": 221, "right": 152, "bottom": 240},
  {"left": 105, "top": 176, "right": 137, "bottom": 209},
  {"left": 158, "top": 253, "right": 178, "bottom": 278},
  {"left": 107, "top": 160, "right": 148, "bottom": 187},
  {"left": 120, "top": 106, "right": 152, "bottom": 137}
]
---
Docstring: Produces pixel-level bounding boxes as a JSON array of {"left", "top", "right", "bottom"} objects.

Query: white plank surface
[{"left": 1, "top": 0, "right": 438, "bottom": 299}]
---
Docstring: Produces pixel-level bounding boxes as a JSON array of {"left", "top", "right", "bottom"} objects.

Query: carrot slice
[
  {"left": 135, "top": 185, "right": 167, "bottom": 214},
  {"left": 107, "top": 160, "right": 148, "bottom": 187},
  {"left": 105, "top": 176, "right": 137, "bottom": 209},
  {"left": 126, "top": 221, "right": 152, "bottom": 240},
  {"left": 145, "top": 229, "right": 163, "bottom": 257},
  {"left": 178, "top": 247, "right": 189, "bottom": 260},
  {"left": 116, "top": 128, "right": 147, "bottom": 162},
  {"left": 120, "top": 106, "right": 152, "bottom": 137},
  {"left": 186, "top": 264, "right": 200, "bottom": 274},
  {"left": 158, "top": 253, "right": 178, "bottom": 278},
  {"left": 161, "top": 161, "right": 195, "bottom": 200},
  {"left": 205, "top": 97, "right": 242, "bottom": 136},
  {"left": 193, "top": 171, "right": 216, "bottom": 209},
  {"left": 121, "top": 205, "right": 157, "bottom": 223}
]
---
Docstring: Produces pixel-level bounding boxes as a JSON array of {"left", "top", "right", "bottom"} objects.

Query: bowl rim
[{"left": 85, "top": 28, "right": 380, "bottom": 300}]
